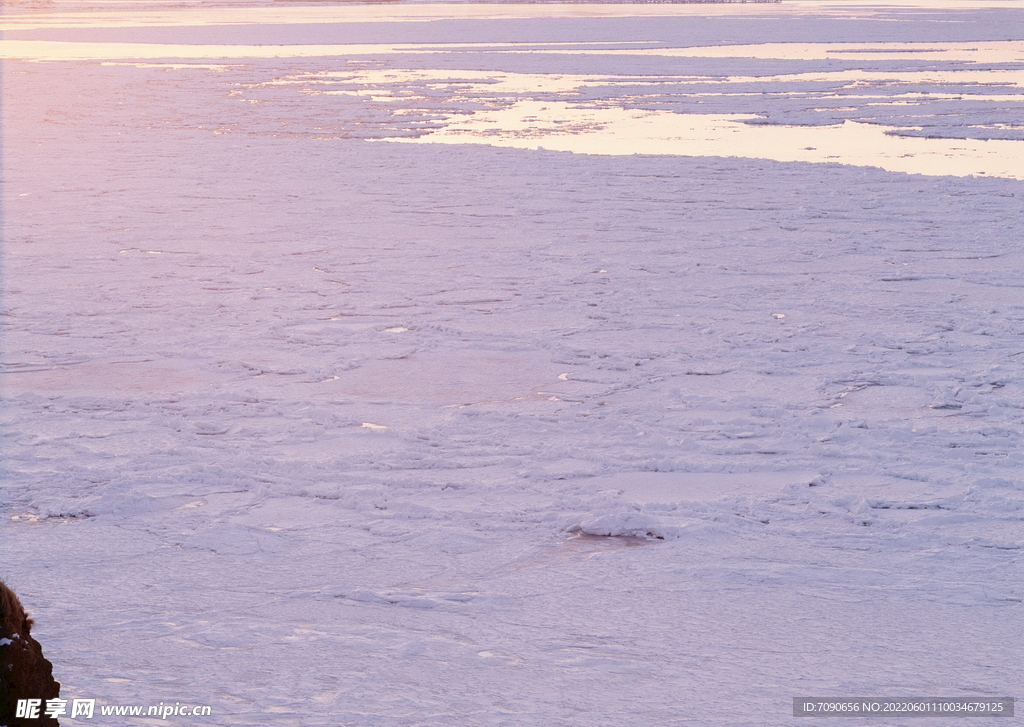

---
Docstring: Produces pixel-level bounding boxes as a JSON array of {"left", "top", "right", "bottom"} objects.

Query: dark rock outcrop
[{"left": 0, "top": 581, "right": 60, "bottom": 727}]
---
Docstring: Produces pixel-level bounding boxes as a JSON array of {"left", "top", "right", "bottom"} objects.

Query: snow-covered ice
[{"left": 1, "top": 0, "right": 1022, "bottom": 724}]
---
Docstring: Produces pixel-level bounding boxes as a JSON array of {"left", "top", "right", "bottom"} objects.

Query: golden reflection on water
[
  {"left": 2, "top": 4, "right": 1021, "bottom": 180},
  {"left": 394, "top": 100, "right": 1024, "bottom": 179},
  {"left": 3, "top": 0, "right": 1022, "bottom": 32}
]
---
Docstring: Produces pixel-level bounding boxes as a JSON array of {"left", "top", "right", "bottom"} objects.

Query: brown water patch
[
  {"left": 558, "top": 532, "right": 654, "bottom": 553},
  {"left": 1, "top": 360, "right": 216, "bottom": 395}
]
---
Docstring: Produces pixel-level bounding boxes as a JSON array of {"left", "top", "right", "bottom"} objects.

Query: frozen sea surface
[{"left": 1, "top": 1, "right": 1023, "bottom": 725}]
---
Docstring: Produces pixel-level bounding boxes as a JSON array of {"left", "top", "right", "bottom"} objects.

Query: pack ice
[{"left": 1, "top": 0, "right": 1022, "bottom": 724}]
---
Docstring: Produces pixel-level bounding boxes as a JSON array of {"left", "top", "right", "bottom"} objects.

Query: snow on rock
[{"left": 0, "top": 582, "right": 62, "bottom": 727}]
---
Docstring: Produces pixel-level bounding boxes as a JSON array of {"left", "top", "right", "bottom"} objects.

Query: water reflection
[
  {"left": 395, "top": 99, "right": 1024, "bottom": 179},
  {"left": 3, "top": 5, "right": 1021, "bottom": 179},
  {"left": 3, "top": 0, "right": 1022, "bottom": 32}
]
